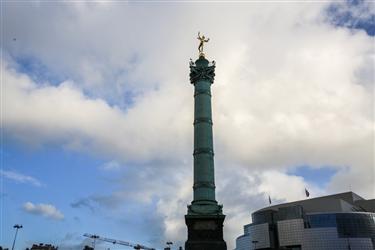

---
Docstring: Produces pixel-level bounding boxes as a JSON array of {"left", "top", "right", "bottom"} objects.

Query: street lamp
[
  {"left": 344, "top": 234, "right": 351, "bottom": 250},
  {"left": 343, "top": 230, "right": 351, "bottom": 250},
  {"left": 91, "top": 235, "right": 99, "bottom": 250},
  {"left": 11, "top": 224, "right": 23, "bottom": 250},
  {"left": 347, "top": 238, "right": 351, "bottom": 250},
  {"left": 252, "top": 240, "right": 258, "bottom": 250},
  {"left": 165, "top": 242, "right": 173, "bottom": 250}
]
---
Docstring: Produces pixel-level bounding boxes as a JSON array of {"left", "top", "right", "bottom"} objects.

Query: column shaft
[{"left": 193, "top": 80, "right": 215, "bottom": 202}]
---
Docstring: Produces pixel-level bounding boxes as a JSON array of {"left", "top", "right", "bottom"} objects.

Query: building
[
  {"left": 235, "top": 192, "right": 375, "bottom": 250},
  {"left": 27, "top": 244, "right": 58, "bottom": 250}
]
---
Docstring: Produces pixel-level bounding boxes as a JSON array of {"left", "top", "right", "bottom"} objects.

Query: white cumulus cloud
[
  {"left": 3, "top": 1, "right": 374, "bottom": 248},
  {"left": 99, "top": 160, "right": 122, "bottom": 170},
  {"left": 23, "top": 202, "right": 64, "bottom": 220},
  {"left": 0, "top": 170, "right": 42, "bottom": 187}
]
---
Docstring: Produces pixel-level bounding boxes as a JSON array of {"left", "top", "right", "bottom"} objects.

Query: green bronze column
[
  {"left": 185, "top": 33, "right": 226, "bottom": 250},
  {"left": 188, "top": 56, "right": 221, "bottom": 213}
]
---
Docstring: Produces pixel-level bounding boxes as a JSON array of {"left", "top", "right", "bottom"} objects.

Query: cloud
[
  {"left": 3, "top": 60, "right": 191, "bottom": 163},
  {"left": 0, "top": 170, "right": 42, "bottom": 187},
  {"left": 59, "top": 233, "right": 95, "bottom": 250},
  {"left": 23, "top": 202, "right": 64, "bottom": 220},
  {"left": 71, "top": 198, "right": 96, "bottom": 212},
  {"left": 3, "top": 1, "right": 374, "bottom": 248},
  {"left": 155, "top": 167, "right": 325, "bottom": 247},
  {"left": 257, "top": 170, "right": 324, "bottom": 202},
  {"left": 99, "top": 160, "right": 121, "bottom": 171}
]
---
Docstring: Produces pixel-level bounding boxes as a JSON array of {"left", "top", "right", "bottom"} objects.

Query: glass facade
[
  {"left": 305, "top": 213, "right": 337, "bottom": 228},
  {"left": 252, "top": 205, "right": 305, "bottom": 225},
  {"left": 238, "top": 212, "right": 375, "bottom": 249},
  {"left": 277, "top": 206, "right": 304, "bottom": 221},
  {"left": 305, "top": 212, "right": 375, "bottom": 243},
  {"left": 252, "top": 209, "right": 275, "bottom": 225},
  {"left": 236, "top": 193, "right": 375, "bottom": 250},
  {"left": 235, "top": 234, "right": 251, "bottom": 250},
  {"left": 336, "top": 213, "right": 375, "bottom": 244}
]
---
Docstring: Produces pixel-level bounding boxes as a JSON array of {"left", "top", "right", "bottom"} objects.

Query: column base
[{"left": 185, "top": 215, "right": 227, "bottom": 250}]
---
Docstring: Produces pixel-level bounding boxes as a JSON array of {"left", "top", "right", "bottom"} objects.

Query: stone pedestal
[{"left": 185, "top": 215, "right": 227, "bottom": 250}]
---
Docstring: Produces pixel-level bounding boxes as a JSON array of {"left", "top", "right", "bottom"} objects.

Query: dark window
[
  {"left": 336, "top": 213, "right": 375, "bottom": 241},
  {"left": 305, "top": 214, "right": 337, "bottom": 228},
  {"left": 252, "top": 210, "right": 275, "bottom": 224},
  {"left": 277, "top": 206, "right": 304, "bottom": 221}
]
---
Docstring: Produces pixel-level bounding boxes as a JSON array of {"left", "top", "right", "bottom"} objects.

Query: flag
[
  {"left": 268, "top": 195, "right": 272, "bottom": 205},
  {"left": 305, "top": 188, "right": 310, "bottom": 197}
]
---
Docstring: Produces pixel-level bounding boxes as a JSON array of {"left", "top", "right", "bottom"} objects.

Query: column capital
[{"left": 189, "top": 57, "right": 216, "bottom": 84}]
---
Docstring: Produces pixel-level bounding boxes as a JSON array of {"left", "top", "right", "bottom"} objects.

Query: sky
[{"left": 1, "top": 1, "right": 374, "bottom": 250}]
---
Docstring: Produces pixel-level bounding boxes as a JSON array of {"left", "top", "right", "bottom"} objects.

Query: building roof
[{"left": 254, "top": 192, "right": 374, "bottom": 214}]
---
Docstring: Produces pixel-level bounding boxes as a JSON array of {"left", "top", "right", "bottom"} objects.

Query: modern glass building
[{"left": 235, "top": 192, "right": 375, "bottom": 250}]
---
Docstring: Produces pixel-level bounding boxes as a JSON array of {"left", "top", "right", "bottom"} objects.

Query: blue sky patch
[
  {"left": 14, "top": 55, "right": 67, "bottom": 85},
  {"left": 326, "top": 0, "right": 375, "bottom": 36},
  {"left": 288, "top": 165, "right": 338, "bottom": 187}
]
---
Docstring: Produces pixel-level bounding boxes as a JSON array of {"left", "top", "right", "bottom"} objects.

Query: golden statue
[{"left": 197, "top": 32, "right": 210, "bottom": 56}]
